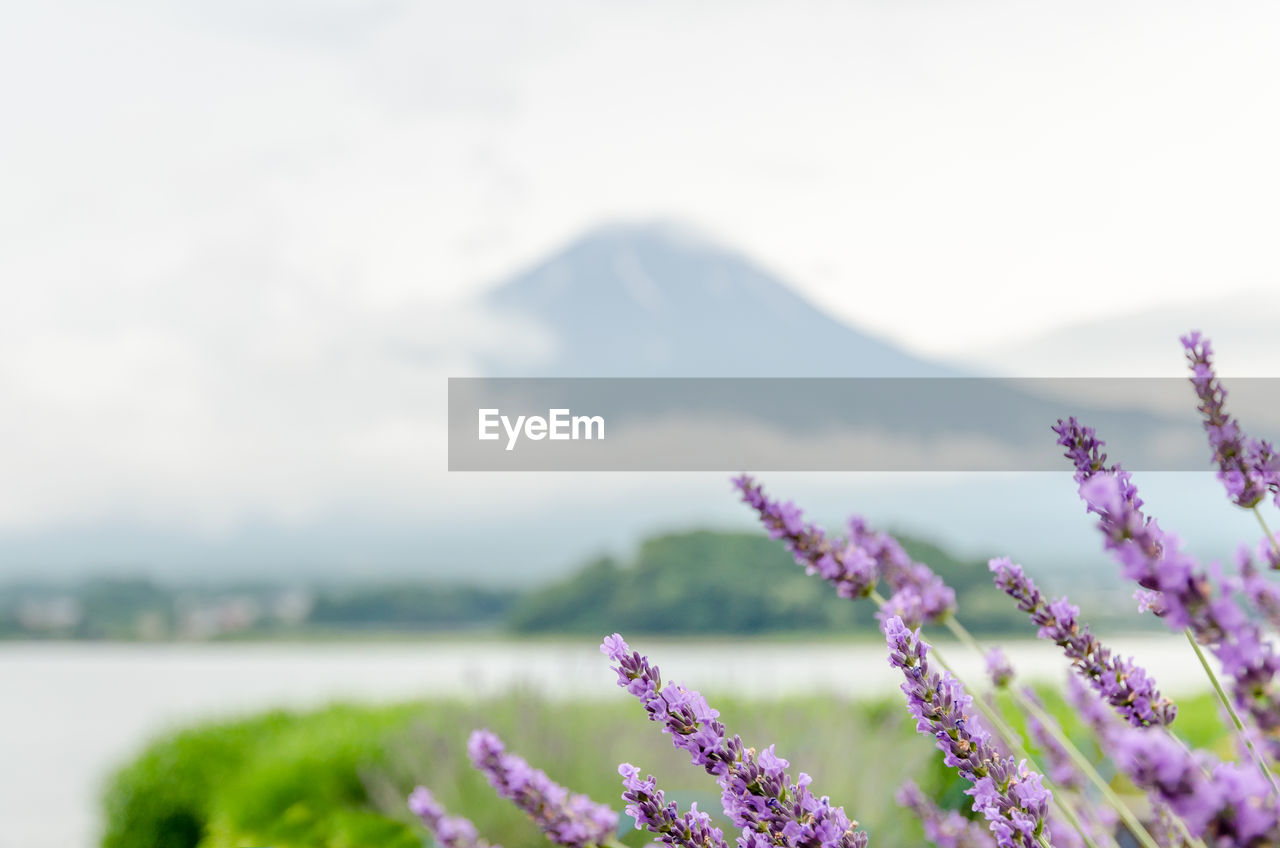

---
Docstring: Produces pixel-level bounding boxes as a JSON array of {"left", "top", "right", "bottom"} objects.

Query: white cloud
[{"left": 3, "top": 0, "right": 1280, "bottom": 533}]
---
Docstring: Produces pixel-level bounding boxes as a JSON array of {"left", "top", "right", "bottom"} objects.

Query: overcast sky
[{"left": 3, "top": 1, "right": 1280, "bottom": 535}]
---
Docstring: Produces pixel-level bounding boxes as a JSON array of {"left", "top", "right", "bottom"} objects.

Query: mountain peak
[
  {"left": 489, "top": 220, "right": 767, "bottom": 313},
  {"left": 482, "top": 221, "right": 950, "bottom": 378}
]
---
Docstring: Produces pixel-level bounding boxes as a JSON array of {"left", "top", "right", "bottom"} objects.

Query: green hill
[{"left": 508, "top": 529, "right": 1023, "bottom": 635}]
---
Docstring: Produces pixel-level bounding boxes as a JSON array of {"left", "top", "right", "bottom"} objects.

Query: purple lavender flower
[
  {"left": 1053, "top": 417, "right": 1148, "bottom": 515},
  {"left": 896, "top": 780, "right": 996, "bottom": 848},
  {"left": 732, "top": 475, "right": 876, "bottom": 600},
  {"left": 733, "top": 474, "right": 955, "bottom": 626},
  {"left": 984, "top": 649, "right": 1015, "bottom": 690},
  {"left": 1054, "top": 417, "right": 1174, "bottom": 618},
  {"left": 1182, "top": 332, "right": 1280, "bottom": 510},
  {"left": 1147, "top": 804, "right": 1182, "bottom": 848},
  {"left": 1114, "top": 727, "right": 1280, "bottom": 845},
  {"left": 1238, "top": 543, "right": 1280, "bottom": 630},
  {"left": 409, "top": 786, "right": 500, "bottom": 848},
  {"left": 602, "top": 633, "right": 869, "bottom": 848},
  {"left": 884, "top": 616, "right": 1052, "bottom": 848},
  {"left": 619, "top": 764, "right": 727, "bottom": 848},
  {"left": 1134, "top": 589, "right": 1165, "bottom": 616},
  {"left": 1077, "top": 470, "right": 1280, "bottom": 756},
  {"left": 846, "top": 514, "right": 957, "bottom": 626},
  {"left": 989, "top": 556, "right": 1176, "bottom": 728},
  {"left": 467, "top": 729, "right": 618, "bottom": 848},
  {"left": 1266, "top": 540, "right": 1280, "bottom": 572},
  {"left": 978, "top": 678, "right": 1103, "bottom": 848},
  {"left": 1062, "top": 675, "right": 1187, "bottom": 847}
]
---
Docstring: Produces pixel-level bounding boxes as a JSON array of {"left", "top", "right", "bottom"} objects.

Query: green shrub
[
  {"left": 101, "top": 690, "right": 1227, "bottom": 848},
  {"left": 102, "top": 711, "right": 286, "bottom": 848},
  {"left": 101, "top": 704, "right": 422, "bottom": 848}
]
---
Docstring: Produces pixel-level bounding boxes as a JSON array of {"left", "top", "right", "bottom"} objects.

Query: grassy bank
[{"left": 101, "top": 689, "right": 1231, "bottom": 848}]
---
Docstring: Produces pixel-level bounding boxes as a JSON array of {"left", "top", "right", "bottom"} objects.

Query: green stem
[
  {"left": 1183, "top": 628, "right": 1280, "bottom": 798},
  {"left": 1254, "top": 506, "right": 1280, "bottom": 558}
]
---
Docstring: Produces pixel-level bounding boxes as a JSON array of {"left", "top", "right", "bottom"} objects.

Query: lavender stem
[{"left": 1183, "top": 628, "right": 1280, "bottom": 798}]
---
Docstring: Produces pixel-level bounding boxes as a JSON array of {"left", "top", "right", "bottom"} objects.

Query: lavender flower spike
[
  {"left": 733, "top": 474, "right": 955, "bottom": 626},
  {"left": 896, "top": 780, "right": 995, "bottom": 848},
  {"left": 732, "top": 475, "right": 877, "bottom": 600},
  {"left": 988, "top": 558, "right": 1177, "bottom": 732},
  {"left": 1054, "top": 417, "right": 1167, "bottom": 611},
  {"left": 989, "top": 557, "right": 1176, "bottom": 728},
  {"left": 1053, "top": 417, "right": 1147, "bottom": 513},
  {"left": 1114, "top": 727, "right": 1280, "bottom": 845},
  {"left": 985, "top": 648, "right": 1015, "bottom": 690},
  {"left": 619, "top": 764, "right": 727, "bottom": 848},
  {"left": 1079, "top": 470, "right": 1280, "bottom": 756},
  {"left": 602, "top": 633, "right": 869, "bottom": 848},
  {"left": 1238, "top": 543, "right": 1280, "bottom": 630},
  {"left": 1183, "top": 331, "right": 1280, "bottom": 510},
  {"left": 468, "top": 729, "right": 618, "bottom": 848},
  {"left": 409, "top": 786, "right": 500, "bottom": 848},
  {"left": 884, "top": 616, "right": 1051, "bottom": 848}
]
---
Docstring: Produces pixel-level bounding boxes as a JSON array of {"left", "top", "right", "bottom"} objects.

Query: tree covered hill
[{"left": 508, "top": 529, "right": 1025, "bottom": 635}]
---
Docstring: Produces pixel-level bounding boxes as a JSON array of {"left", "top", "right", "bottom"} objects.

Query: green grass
[{"left": 101, "top": 689, "right": 1230, "bottom": 848}]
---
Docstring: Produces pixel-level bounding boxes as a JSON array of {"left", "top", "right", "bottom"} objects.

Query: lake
[{"left": 0, "top": 634, "right": 1221, "bottom": 848}]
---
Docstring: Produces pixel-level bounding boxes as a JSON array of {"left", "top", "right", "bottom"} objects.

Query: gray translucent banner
[{"left": 447, "top": 378, "right": 1280, "bottom": 471}]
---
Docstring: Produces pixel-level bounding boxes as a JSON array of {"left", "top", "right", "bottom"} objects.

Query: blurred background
[{"left": 4, "top": 2, "right": 1280, "bottom": 846}]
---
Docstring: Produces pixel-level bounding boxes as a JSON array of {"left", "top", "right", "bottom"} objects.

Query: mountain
[
  {"left": 0, "top": 222, "right": 1245, "bottom": 587},
  {"left": 482, "top": 222, "right": 955, "bottom": 377},
  {"left": 466, "top": 222, "right": 1207, "bottom": 476}
]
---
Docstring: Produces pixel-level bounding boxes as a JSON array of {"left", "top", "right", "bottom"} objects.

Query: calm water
[{"left": 0, "top": 635, "right": 1215, "bottom": 848}]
